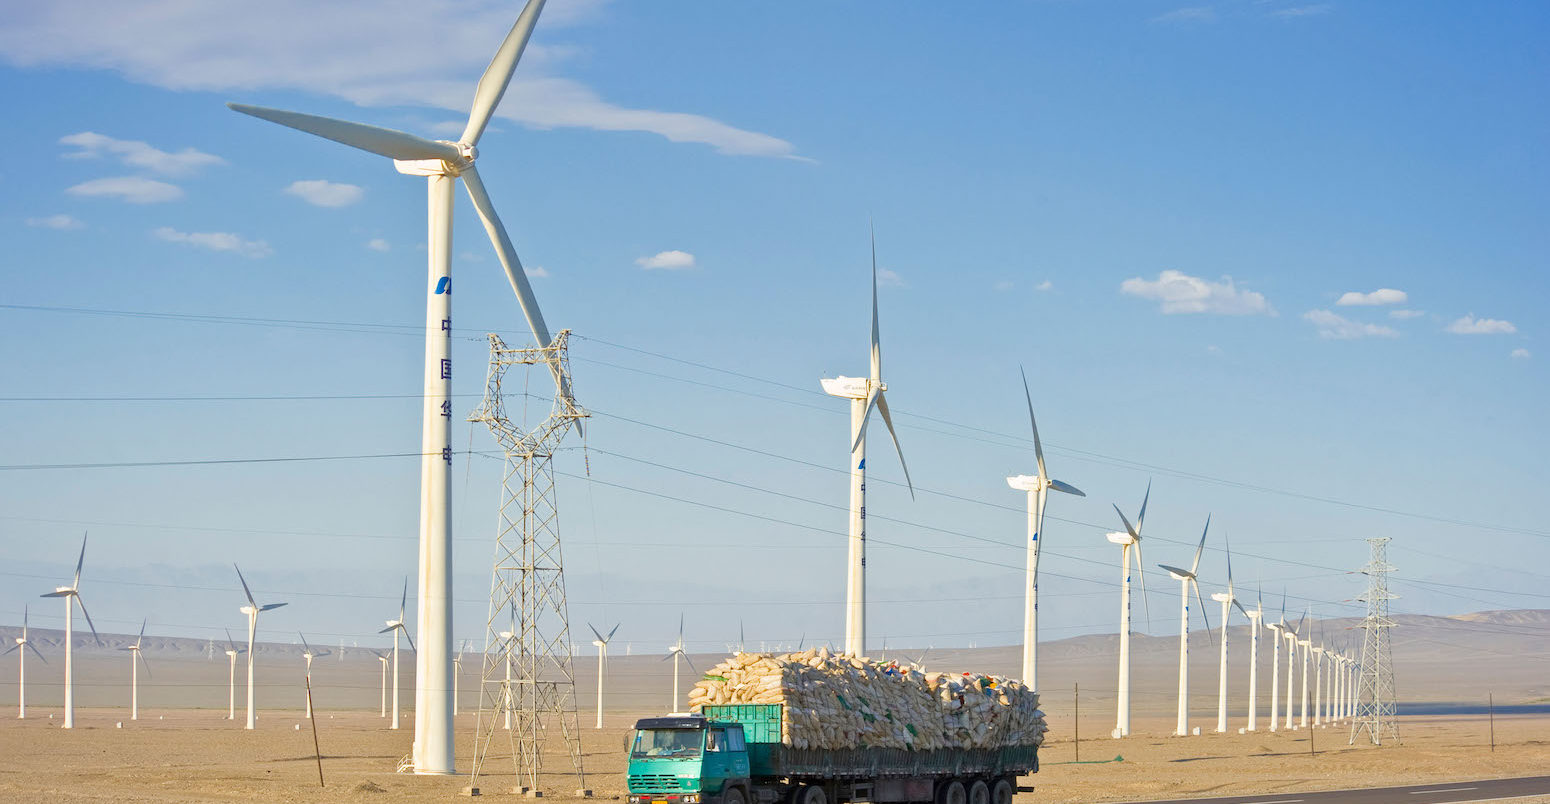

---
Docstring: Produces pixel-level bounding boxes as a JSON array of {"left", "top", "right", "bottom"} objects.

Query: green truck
[{"left": 627, "top": 704, "right": 1038, "bottom": 804}]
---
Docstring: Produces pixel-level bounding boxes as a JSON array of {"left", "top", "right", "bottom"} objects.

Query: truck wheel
[
  {"left": 798, "top": 785, "right": 826, "bottom": 804},
  {"left": 968, "top": 780, "right": 990, "bottom": 804},
  {"left": 937, "top": 779, "right": 967, "bottom": 804},
  {"left": 990, "top": 778, "right": 1014, "bottom": 804},
  {"left": 723, "top": 788, "right": 747, "bottom": 804}
]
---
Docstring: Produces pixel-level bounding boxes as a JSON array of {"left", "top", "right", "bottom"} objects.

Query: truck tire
[
  {"left": 967, "top": 780, "right": 990, "bottom": 804},
  {"left": 723, "top": 788, "right": 747, "bottom": 804},
  {"left": 937, "top": 779, "right": 967, "bottom": 804},
  {"left": 990, "top": 778, "right": 1014, "bottom": 804},
  {"left": 798, "top": 784, "right": 826, "bottom": 804}
]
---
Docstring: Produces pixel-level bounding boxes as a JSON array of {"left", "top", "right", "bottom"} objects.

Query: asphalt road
[{"left": 1109, "top": 776, "right": 1550, "bottom": 804}]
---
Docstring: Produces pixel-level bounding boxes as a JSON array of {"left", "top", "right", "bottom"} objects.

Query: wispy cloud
[
  {"left": 366, "top": 238, "right": 390, "bottom": 252},
  {"left": 1388, "top": 309, "right": 1424, "bottom": 320},
  {"left": 67, "top": 176, "right": 183, "bottom": 204},
  {"left": 285, "top": 179, "right": 364, "bottom": 208},
  {"left": 60, "top": 131, "right": 223, "bottom": 176},
  {"left": 154, "top": 226, "right": 271, "bottom": 258},
  {"left": 1120, "top": 270, "right": 1273, "bottom": 315},
  {"left": 635, "top": 250, "right": 696, "bottom": 271},
  {"left": 26, "top": 213, "right": 85, "bottom": 230},
  {"left": 1304, "top": 309, "right": 1397, "bottom": 340},
  {"left": 1035, "top": 279, "right": 1053, "bottom": 292},
  {"left": 527, "top": 265, "right": 550, "bottom": 278},
  {"left": 1445, "top": 314, "right": 1517, "bottom": 335},
  {"left": 1511, "top": 348, "right": 1531, "bottom": 360},
  {"left": 1153, "top": 6, "right": 1216, "bottom": 23},
  {"left": 1271, "top": 4, "right": 1334, "bottom": 18},
  {"left": 4, "top": 1, "right": 800, "bottom": 159},
  {"left": 1336, "top": 288, "right": 1406, "bottom": 306}
]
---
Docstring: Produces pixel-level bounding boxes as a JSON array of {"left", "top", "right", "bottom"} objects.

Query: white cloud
[
  {"left": 67, "top": 176, "right": 183, "bottom": 204},
  {"left": 4, "top": 1, "right": 799, "bottom": 159},
  {"left": 1153, "top": 6, "right": 1216, "bottom": 23},
  {"left": 635, "top": 250, "right": 696, "bottom": 271},
  {"left": 60, "top": 131, "right": 223, "bottom": 175},
  {"left": 1445, "top": 314, "right": 1517, "bottom": 335},
  {"left": 1336, "top": 288, "right": 1407, "bottom": 307},
  {"left": 366, "top": 238, "right": 390, "bottom": 252},
  {"left": 527, "top": 265, "right": 550, "bottom": 278},
  {"left": 1120, "top": 270, "right": 1272, "bottom": 315},
  {"left": 1206, "top": 344, "right": 1222, "bottom": 355},
  {"left": 26, "top": 213, "right": 85, "bottom": 230},
  {"left": 1272, "top": 4, "right": 1334, "bottom": 18},
  {"left": 876, "top": 267, "right": 905, "bottom": 288},
  {"left": 153, "top": 226, "right": 271, "bottom": 258},
  {"left": 1303, "top": 309, "right": 1398, "bottom": 340},
  {"left": 1035, "top": 279, "right": 1053, "bottom": 292},
  {"left": 1388, "top": 309, "right": 1424, "bottom": 320},
  {"left": 284, "top": 179, "right": 363, "bottom": 207},
  {"left": 1511, "top": 348, "right": 1531, "bottom": 360}
]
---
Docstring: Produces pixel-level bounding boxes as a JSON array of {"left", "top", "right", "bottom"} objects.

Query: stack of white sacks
[{"left": 687, "top": 648, "right": 1046, "bottom": 751}]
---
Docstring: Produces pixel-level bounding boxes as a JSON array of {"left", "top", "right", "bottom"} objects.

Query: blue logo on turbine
[{"left": 434, "top": 277, "right": 451, "bottom": 295}]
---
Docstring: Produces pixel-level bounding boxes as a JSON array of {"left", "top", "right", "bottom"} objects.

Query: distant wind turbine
[
  {"left": 1005, "top": 366, "right": 1084, "bottom": 691},
  {"left": 1209, "top": 532, "right": 1249, "bottom": 733},
  {"left": 41, "top": 533, "right": 101, "bottom": 729},
  {"left": 121, "top": 619, "right": 152, "bottom": 721},
  {"left": 1159, "top": 516, "right": 1213, "bottom": 737},
  {"left": 234, "top": 563, "right": 287, "bottom": 730},
  {"left": 453, "top": 640, "right": 468, "bottom": 717},
  {"left": 1107, "top": 483, "right": 1153, "bottom": 739},
  {"left": 1284, "top": 606, "right": 1302, "bottom": 730},
  {"left": 223, "top": 627, "right": 244, "bottom": 720},
  {"left": 1265, "top": 592, "right": 1285, "bottom": 732},
  {"left": 1243, "top": 585, "right": 1265, "bottom": 732},
  {"left": 299, "top": 632, "right": 326, "bottom": 719},
  {"left": 663, "top": 615, "right": 694, "bottom": 712},
  {"left": 1292, "top": 608, "right": 1310, "bottom": 729},
  {"left": 4, "top": 605, "right": 47, "bottom": 719},
  {"left": 589, "top": 622, "right": 619, "bottom": 729},
  {"left": 374, "top": 650, "right": 390, "bottom": 718},
  {"left": 378, "top": 578, "right": 415, "bottom": 731},
  {"left": 820, "top": 227, "right": 914, "bottom": 657}
]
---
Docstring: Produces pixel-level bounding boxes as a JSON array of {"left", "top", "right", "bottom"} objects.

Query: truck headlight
[{"left": 683, "top": 796, "right": 700, "bottom": 804}]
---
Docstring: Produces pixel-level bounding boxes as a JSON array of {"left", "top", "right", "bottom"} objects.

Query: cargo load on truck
[{"left": 686, "top": 648, "right": 1046, "bottom": 752}]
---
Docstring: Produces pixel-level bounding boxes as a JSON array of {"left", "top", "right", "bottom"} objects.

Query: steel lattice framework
[
  {"left": 1349, "top": 536, "right": 1401, "bottom": 746},
  {"left": 468, "top": 331, "right": 588, "bottom": 793}
]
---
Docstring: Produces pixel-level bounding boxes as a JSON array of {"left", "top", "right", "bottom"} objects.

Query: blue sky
[{"left": 1, "top": 0, "right": 1546, "bottom": 658}]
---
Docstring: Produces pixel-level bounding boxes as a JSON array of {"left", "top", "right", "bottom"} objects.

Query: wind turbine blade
[
  {"left": 1194, "top": 581, "right": 1214, "bottom": 648},
  {"left": 660, "top": 653, "right": 673, "bottom": 662},
  {"left": 378, "top": 626, "right": 397, "bottom": 635},
  {"left": 227, "top": 103, "right": 461, "bottom": 162},
  {"left": 1136, "top": 480, "right": 1152, "bottom": 535},
  {"left": 1019, "top": 365, "right": 1046, "bottom": 482},
  {"left": 26, "top": 641, "right": 47, "bottom": 664},
  {"left": 852, "top": 388, "right": 880, "bottom": 452},
  {"left": 870, "top": 221, "right": 881, "bottom": 381},
  {"left": 400, "top": 577, "right": 409, "bottom": 624},
  {"left": 874, "top": 391, "right": 915, "bottom": 499},
  {"left": 1295, "top": 608, "right": 1306, "bottom": 636},
  {"left": 1233, "top": 598, "right": 1251, "bottom": 619},
  {"left": 40, "top": 591, "right": 71, "bottom": 598},
  {"left": 1134, "top": 541, "right": 1153, "bottom": 631},
  {"left": 225, "top": 627, "right": 239, "bottom": 654},
  {"left": 403, "top": 629, "right": 416, "bottom": 654},
  {"left": 137, "top": 618, "right": 147, "bottom": 647},
  {"left": 75, "top": 596, "right": 101, "bottom": 646},
  {"left": 139, "top": 650, "right": 153, "bottom": 681},
  {"left": 797, "top": 633, "right": 805, "bottom": 651},
  {"left": 1, "top": 644, "right": 16, "bottom": 656},
  {"left": 74, "top": 533, "right": 88, "bottom": 589},
  {"left": 261, "top": 603, "right": 287, "bottom": 612},
  {"left": 1049, "top": 479, "right": 1085, "bottom": 497},
  {"left": 461, "top": 0, "right": 548, "bottom": 147},
  {"left": 1157, "top": 564, "right": 1193, "bottom": 578},
  {"left": 1225, "top": 530, "right": 1235, "bottom": 590},
  {"left": 234, "top": 564, "right": 257, "bottom": 608},
  {"left": 678, "top": 612, "right": 685, "bottom": 644},
  {"left": 460, "top": 165, "right": 554, "bottom": 349},
  {"left": 588, "top": 623, "right": 605, "bottom": 643},
  {"left": 1112, "top": 504, "right": 1139, "bottom": 540},
  {"left": 1190, "top": 515, "right": 1210, "bottom": 575},
  {"left": 607, "top": 623, "right": 620, "bottom": 641},
  {"left": 683, "top": 653, "right": 698, "bottom": 674},
  {"left": 299, "top": 632, "right": 313, "bottom": 655}
]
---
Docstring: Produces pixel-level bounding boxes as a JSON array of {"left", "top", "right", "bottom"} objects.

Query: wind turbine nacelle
[
  {"left": 1211, "top": 592, "right": 1232, "bottom": 603},
  {"left": 393, "top": 143, "right": 475, "bottom": 177},
  {"left": 1165, "top": 570, "right": 1191, "bottom": 581},
  {"left": 820, "top": 376, "right": 872, "bottom": 399},
  {"left": 591, "top": 640, "right": 605, "bottom": 647},
  {"left": 240, "top": 606, "right": 257, "bottom": 615},
  {"left": 1006, "top": 474, "right": 1042, "bottom": 491},
  {"left": 1105, "top": 531, "right": 1136, "bottom": 546},
  {"left": 53, "top": 586, "right": 73, "bottom": 594},
  {"left": 225, "top": 650, "right": 238, "bottom": 657}
]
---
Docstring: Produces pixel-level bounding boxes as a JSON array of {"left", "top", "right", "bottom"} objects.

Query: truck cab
[{"left": 628, "top": 715, "right": 753, "bottom": 804}]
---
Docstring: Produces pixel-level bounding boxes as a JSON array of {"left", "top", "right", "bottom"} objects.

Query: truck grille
[{"left": 629, "top": 774, "right": 683, "bottom": 793}]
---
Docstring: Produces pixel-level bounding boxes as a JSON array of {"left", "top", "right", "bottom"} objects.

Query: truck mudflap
[{"left": 766, "top": 745, "right": 1038, "bottom": 780}]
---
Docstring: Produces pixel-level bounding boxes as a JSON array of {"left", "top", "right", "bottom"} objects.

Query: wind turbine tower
[
  {"left": 468, "top": 332, "right": 587, "bottom": 793},
  {"left": 663, "top": 616, "right": 693, "bottom": 712},
  {"left": 1106, "top": 484, "right": 1152, "bottom": 739},
  {"left": 299, "top": 632, "right": 325, "bottom": 719},
  {"left": 1005, "top": 367, "right": 1084, "bottom": 690},
  {"left": 5, "top": 606, "right": 47, "bottom": 719},
  {"left": 589, "top": 623, "right": 619, "bottom": 729},
  {"left": 228, "top": 0, "right": 563, "bottom": 774},
  {"left": 235, "top": 564, "right": 286, "bottom": 730},
  {"left": 1243, "top": 587, "right": 1264, "bottom": 732},
  {"left": 41, "top": 534, "right": 100, "bottom": 729},
  {"left": 820, "top": 230, "right": 914, "bottom": 657},
  {"left": 122, "top": 619, "right": 151, "bottom": 721},
  {"left": 379, "top": 578, "right": 415, "bottom": 731},
  {"left": 1350, "top": 537, "right": 1400, "bottom": 745},
  {"left": 1265, "top": 593, "right": 1285, "bottom": 732},
  {"left": 1159, "top": 517, "right": 1213, "bottom": 737},
  {"left": 1209, "top": 533, "right": 1248, "bottom": 734},
  {"left": 223, "top": 628, "right": 243, "bottom": 720}
]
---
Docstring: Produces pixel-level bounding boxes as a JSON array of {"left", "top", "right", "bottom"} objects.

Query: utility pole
[{"left": 1349, "top": 537, "right": 1400, "bottom": 745}]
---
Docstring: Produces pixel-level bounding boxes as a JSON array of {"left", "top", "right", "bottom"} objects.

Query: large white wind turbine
[
  {"left": 1311, "top": 633, "right": 1325, "bottom": 727},
  {"left": 1243, "top": 586, "right": 1264, "bottom": 732},
  {"left": 1284, "top": 608, "right": 1303, "bottom": 730},
  {"left": 1006, "top": 367, "right": 1084, "bottom": 690},
  {"left": 1294, "top": 609, "right": 1311, "bottom": 729},
  {"left": 121, "top": 619, "right": 151, "bottom": 721},
  {"left": 379, "top": 578, "right": 416, "bottom": 731},
  {"left": 820, "top": 230, "right": 914, "bottom": 657},
  {"left": 1209, "top": 533, "right": 1249, "bottom": 734},
  {"left": 1265, "top": 593, "right": 1285, "bottom": 731},
  {"left": 1106, "top": 484, "right": 1153, "bottom": 739},
  {"left": 299, "top": 632, "right": 326, "bottom": 719},
  {"left": 5, "top": 605, "right": 47, "bottom": 719},
  {"left": 235, "top": 564, "right": 287, "bottom": 730},
  {"left": 223, "top": 627, "right": 244, "bottom": 720},
  {"left": 228, "top": 0, "right": 565, "bottom": 774},
  {"left": 589, "top": 622, "right": 619, "bottom": 729},
  {"left": 41, "top": 534, "right": 101, "bottom": 729},
  {"left": 1159, "top": 516, "right": 1213, "bottom": 737},
  {"left": 663, "top": 615, "right": 694, "bottom": 712}
]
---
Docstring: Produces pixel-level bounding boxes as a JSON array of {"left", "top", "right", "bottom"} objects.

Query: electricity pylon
[{"left": 1349, "top": 537, "right": 1400, "bottom": 745}]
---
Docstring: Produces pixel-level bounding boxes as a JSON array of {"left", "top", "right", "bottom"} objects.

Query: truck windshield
[{"left": 631, "top": 728, "right": 703, "bottom": 759}]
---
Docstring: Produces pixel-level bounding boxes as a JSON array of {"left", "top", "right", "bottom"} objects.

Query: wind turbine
[
  {"left": 1005, "top": 366, "right": 1085, "bottom": 690},
  {"left": 1265, "top": 592, "right": 1285, "bottom": 732},
  {"left": 223, "top": 627, "right": 244, "bottom": 720},
  {"left": 1293, "top": 608, "right": 1310, "bottom": 729},
  {"left": 663, "top": 615, "right": 694, "bottom": 712},
  {"left": 1209, "top": 532, "right": 1249, "bottom": 733},
  {"left": 379, "top": 578, "right": 416, "bottom": 731},
  {"left": 453, "top": 640, "right": 468, "bottom": 717},
  {"left": 235, "top": 564, "right": 287, "bottom": 730},
  {"left": 228, "top": 0, "right": 566, "bottom": 775},
  {"left": 40, "top": 533, "right": 100, "bottom": 729},
  {"left": 121, "top": 619, "right": 151, "bottom": 721},
  {"left": 1284, "top": 608, "right": 1303, "bottom": 731},
  {"left": 299, "top": 632, "right": 326, "bottom": 719},
  {"left": 4, "top": 605, "right": 47, "bottom": 719},
  {"left": 819, "top": 228, "right": 914, "bottom": 657},
  {"left": 1107, "top": 484, "right": 1153, "bottom": 739},
  {"left": 1158, "top": 516, "right": 1213, "bottom": 737},
  {"left": 374, "top": 651, "right": 390, "bottom": 718},
  {"left": 589, "top": 622, "right": 619, "bottom": 729},
  {"left": 1243, "top": 586, "right": 1265, "bottom": 732}
]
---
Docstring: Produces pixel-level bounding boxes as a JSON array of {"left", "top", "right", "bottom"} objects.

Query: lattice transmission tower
[
  {"left": 468, "top": 331, "right": 589, "bottom": 794},
  {"left": 1349, "top": 536, "right": 1400, "bottom": 745}
]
